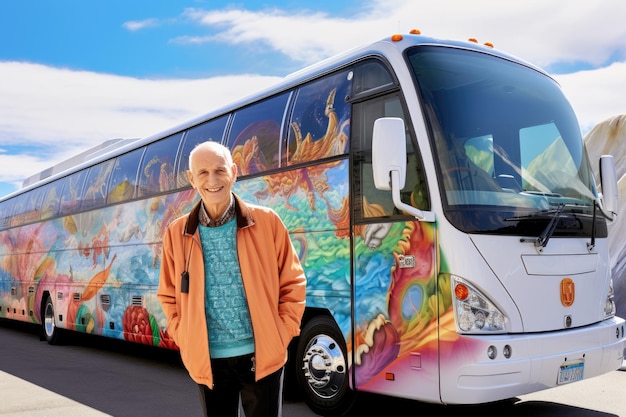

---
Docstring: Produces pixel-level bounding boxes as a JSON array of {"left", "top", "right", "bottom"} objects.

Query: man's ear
[
  {"left": 186, "top": 170, "right": 195, "bottom": 187},
  {"left": 231, "top": 163, "right": 238, "bottom": 179}
]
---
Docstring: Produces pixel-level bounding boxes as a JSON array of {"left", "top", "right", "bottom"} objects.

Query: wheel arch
[
  {"left": 38, "top": 290, "right": 51, "bottom": 341},
  {"left": 286, "top": 307, "right": 343, "bottom": 400},
  {"left": 291, "top": 306, "right": 356, "bottom": 416}
]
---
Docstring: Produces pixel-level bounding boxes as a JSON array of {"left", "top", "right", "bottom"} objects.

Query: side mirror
[
  {"left": 371, "top": 117, "right": 434, "bottom": 222},
  {"left": 372, "top": 117, "right": 406, "bottom": 190},
  {"left": 600, "top": 154, "right": 618, "bottom": 219}
]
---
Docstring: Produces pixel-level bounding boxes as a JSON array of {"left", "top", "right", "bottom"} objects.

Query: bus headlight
[
  {"left": 452, "top": 276, "right": 508, "bottom": 333},
  {"left": 604, "top": 279, "right": 616, "bottom": 318}
]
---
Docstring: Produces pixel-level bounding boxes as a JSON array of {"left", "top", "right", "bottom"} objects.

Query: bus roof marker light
[
  {"left": 391, "top": 34, "right": 403, "bottom": 42},
  {"left": 409, "top": 29, "right": 421, "bottom": 35},
  {"left": 468, "top": 38, "right": 478, "bottom": 43},
  {"left": 484, "top": 42, "right": 494, "bottom": 48}
]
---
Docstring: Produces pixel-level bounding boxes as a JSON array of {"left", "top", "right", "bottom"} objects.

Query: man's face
[{"left": 187, "top": 146, "right": 237, "bottom": 211}]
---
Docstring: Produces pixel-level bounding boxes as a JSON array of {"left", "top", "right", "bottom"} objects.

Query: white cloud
[
  {"left": 556, "top": 62, "right": 626, "bottom": 133},
  {"left": 123, "top": 18, "right": 160, "bottom": 31},
  {"left": 0, "top": 149, "right": 55, "bottom": 187},
  {"left": 181, "top": 0, "right": 626, "bottom": 69},
  {"left": 0, "top": 61, "right": 280, "bottom": 147},
  {"left": 180, "top": 7, "right": 362, "bottom": 63}
]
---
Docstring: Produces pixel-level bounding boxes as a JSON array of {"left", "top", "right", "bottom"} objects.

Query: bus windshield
[{"left": 407, "top": 46, "right": 600, "bottom": 235}]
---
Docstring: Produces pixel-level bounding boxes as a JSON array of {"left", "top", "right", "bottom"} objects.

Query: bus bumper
[{"left": 439, "top": 316, "right": 626, "bottom": 405}]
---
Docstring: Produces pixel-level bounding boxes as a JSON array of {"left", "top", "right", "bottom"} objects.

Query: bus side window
[
  {"left": 352, "top": 60, "right": 395, "bottom": 96},
  {"left": 108, "top": 148, "right": 144, "bottom": 203},
  {"left": 0, "top": 200, "right": 10, "bottom": 229},
  {"left": 58, "top": 174, "right": 82, "bottom": 215},
  {"left": 227, "top": 93, "right": 289, "bottom": 175},
  {"left": 136, "top": 133, "right": 181, "bottom": 195},
  {"left": 57, "top": 176, "right": 75, "bottom": 215},
  {"left": 9, "top": 194, "right": 24, "bottom": 220},
  {"left": 7, "top": 190, "right": 40, "bottom": 226},
  {"left": 352, "top": 92, "right": 429, "bottom": 221},
  {"left": 176, "top": 118, "right": 228, "bottom": 188},
  {"left": 41, "top": 180, "right": 62, "bottom": 220},
  {"left": 286, "top": 70, "right": 351, "bottom": 166},
  {"left": 25, "top": 185, "right": 50, "bottom": 222},
  {"left": 2, "top": 197, "right": 18, "bottom": 228},
  {"left": 81, "top": 160, "right": 115, "bottom": 210},
  {"left": 9, "top": 194, "right": 27, "bottom": 227}
]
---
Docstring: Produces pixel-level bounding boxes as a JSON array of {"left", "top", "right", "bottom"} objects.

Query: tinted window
[
  {"left": 139, "top": 133, "right": 181, "bottom": 195},
  {"left": 287, "top": 71, "right": 351, "bottom": 166},
  {"left": 108, "top": 148, "right": 144, "bottom": 203},
  {"left": 59, "top": 170, "right": 88, "bottom": 215},
  {"left": 0, "top": 200, "right": 11, "bottom": 229},
  {"left": 407, "top": 46, "right": 596, "bottom": 235},
  {"left": 80, "top": 160, "right": 115, "bottom": 210},
  {"left": 41, "top": 180, "right": 62, "bottom": 219},
  {"left": 228, "top": 93, "right": 289, "bottom": 175},
  {"left": 352, "top": 92, "right": 429, "bottom": 220},
  {"left": 10, "top": 193, "right": 28, "bottom": 218},
  {"left": 8, "top": 194, "right": 27, "bottom": 226},
  {"left": 352, "top": 60, "right": 394, "bottom": 96}
]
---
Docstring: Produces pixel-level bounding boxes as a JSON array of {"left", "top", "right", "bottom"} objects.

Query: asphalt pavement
[{"left": 1, "top": 318, "right": 625, "bottom": 417}]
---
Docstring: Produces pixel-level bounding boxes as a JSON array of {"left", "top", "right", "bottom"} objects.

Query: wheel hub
[
  {"left": 302, "top": 334, "right": 346, "bottom": 399},
  {"left": 44, "top": 302, "right": 55, "bottom": 337}
]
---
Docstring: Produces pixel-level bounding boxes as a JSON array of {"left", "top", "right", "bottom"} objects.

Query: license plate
[{"left": 557, "top": 360, "right": 584, "bottom": 385}]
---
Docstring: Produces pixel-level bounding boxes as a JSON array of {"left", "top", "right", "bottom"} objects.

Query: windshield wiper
[
  {"left": 518, "top": 203, "right": 566, "bottom": 249},
  {"left": 506, "top": 207, "right": 561, "bottom": 221}
]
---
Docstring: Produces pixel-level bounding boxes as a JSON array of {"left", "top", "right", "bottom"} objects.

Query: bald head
[{"left": 189, "top": 141, "right": 233, "bottom": 172}]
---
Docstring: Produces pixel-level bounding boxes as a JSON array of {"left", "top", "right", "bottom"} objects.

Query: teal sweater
[{"left": 199, "top": 219, "right": 254, "bottom": 359}]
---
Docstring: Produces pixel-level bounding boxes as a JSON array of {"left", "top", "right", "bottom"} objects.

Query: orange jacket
[{"left": 157, "top": 194, "right": 306, "bottom": 387}]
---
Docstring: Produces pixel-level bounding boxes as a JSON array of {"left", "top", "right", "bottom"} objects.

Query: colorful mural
[
  {"left": 0, "top": 188, "right": 196, "bottom": 350},
  {"left": 0, "top": 75, "right": 451, "bottom": 399}
]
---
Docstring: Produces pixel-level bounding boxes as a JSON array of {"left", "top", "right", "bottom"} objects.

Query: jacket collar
[{"left": 184, "top": 193, "right": 254, "bottom": 235}]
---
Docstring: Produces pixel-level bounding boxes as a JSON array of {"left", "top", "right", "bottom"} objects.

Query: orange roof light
[
  {"left": 484, "top": 42, "right": 494, "bottom": 48},
  {"left": 468, "top": 38, "right": 478, "bottom": 43},
  {"left": 391, "top": 34, "right": 403, "bottom": 42},
  {"left": 409, "top": 29, "right": 421, "bottom": 35}
]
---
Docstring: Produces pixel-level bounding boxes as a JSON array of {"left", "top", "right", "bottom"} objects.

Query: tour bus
[{"left": 0, "top": 30, "right": 624, "bottom": 416}]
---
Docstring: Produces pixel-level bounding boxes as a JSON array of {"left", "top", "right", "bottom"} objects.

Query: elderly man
[{"left": 158, "top": 141, "right": 306, "bottom": 417}]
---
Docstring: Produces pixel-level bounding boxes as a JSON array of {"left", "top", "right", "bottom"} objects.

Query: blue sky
[
  {"left": 2, "top": 1, "right": 352, "bottom": 79},
  {"left": 1, "top": 0, "right": 626, "bottom": 197}
]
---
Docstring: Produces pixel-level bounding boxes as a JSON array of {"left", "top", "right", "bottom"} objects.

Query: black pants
[{"left": 198, "top": 353, "right": 284, "bottom": 417}]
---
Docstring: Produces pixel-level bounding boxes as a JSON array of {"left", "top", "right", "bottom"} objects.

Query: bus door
[{"left": 351, "top": 90, "right": 440, "bottom": 401}]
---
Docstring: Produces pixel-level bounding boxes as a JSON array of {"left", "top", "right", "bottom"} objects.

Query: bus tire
[
  {"left": 296, "top": 315, "right": 356, "bottom": 417},
  {"left": 42, "top": 295, "right": 61, "bottom": 345}
]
